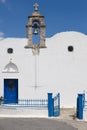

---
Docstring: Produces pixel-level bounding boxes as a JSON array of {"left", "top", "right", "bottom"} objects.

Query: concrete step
[{"left": 0, "top": 107, "right": 48, "bottom": 117}]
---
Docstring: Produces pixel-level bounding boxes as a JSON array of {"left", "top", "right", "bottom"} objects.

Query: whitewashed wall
[{"left": 0, "top": 31, "right": 87, "bottom": 107}]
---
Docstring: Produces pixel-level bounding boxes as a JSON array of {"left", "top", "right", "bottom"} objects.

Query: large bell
[{"left": 33, "top": 28, "right": 38, "bottom": 35}]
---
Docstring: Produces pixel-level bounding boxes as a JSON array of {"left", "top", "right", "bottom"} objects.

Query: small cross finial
[{"left": 33, "top": 3, "right": 39, "bottom": 11}]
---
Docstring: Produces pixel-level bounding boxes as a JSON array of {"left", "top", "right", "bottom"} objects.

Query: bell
[{"left": 33, "top": 28, "right": 38, "bottom": 35}]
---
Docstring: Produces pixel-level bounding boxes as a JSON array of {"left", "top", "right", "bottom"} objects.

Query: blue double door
[{"left": 4, "top": 79, "right": 18, "bottom": 104}]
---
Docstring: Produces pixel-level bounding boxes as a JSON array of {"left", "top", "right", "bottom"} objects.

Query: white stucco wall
[{"left": 0, "top": 31, "right": 87, "bottom": 107}]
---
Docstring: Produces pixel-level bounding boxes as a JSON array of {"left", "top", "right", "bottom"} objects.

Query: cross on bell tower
[
  {"left": 33, "top": 3, "right": 39, "bottom": 11},
  {"left": 25, "top": 3, "right": 46, "bottom": 53}
]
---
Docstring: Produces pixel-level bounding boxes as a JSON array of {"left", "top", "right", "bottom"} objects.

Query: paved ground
[
  {"left": 0, "top": 118, "right": 77, "bottom": 130},
  {"left": 0, "top": 107, "right": 87, "bottom": 130},
  {"left": 60, "top": 119, "right": 87, "bottom": 130},
  {"left": 55, "top": 108, "right": 87, "bottom": 130}
]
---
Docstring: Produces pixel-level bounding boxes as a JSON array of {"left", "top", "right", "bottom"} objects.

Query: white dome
[{"left": 3, "top": 61, "right": 19, "bottom": 73}]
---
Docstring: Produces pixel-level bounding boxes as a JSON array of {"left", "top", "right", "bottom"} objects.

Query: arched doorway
[{"left": 3, "top": 60, "right": 19, "bottom": 104}]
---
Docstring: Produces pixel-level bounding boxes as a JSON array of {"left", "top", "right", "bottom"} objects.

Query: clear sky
[{"left": 0, "top": 0, "right": 87, "bottom": 38}]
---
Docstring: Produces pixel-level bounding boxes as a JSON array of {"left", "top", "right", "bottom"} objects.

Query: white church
[{"left": 0, "top": 3, "right": 87, "bottom": 109}]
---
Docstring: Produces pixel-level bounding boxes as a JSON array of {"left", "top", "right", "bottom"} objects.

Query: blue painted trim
[
  {"left": 48, "top": 93, "right": 60, "bottom": 117},
  {"left": 77, "top": 94, "right": 84, "bottom": 120},
  {"left": 48, "top": 93, "right": 54, "bottom": 117}
]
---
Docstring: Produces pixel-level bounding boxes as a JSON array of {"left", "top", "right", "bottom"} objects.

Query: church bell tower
[{"left": 25, "top": 3, "right": 46, "bottom": 53}]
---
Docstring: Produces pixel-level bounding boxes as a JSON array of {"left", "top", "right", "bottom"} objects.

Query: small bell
[
  {"left": 33, "top": 28, "right": 38, "bottom": 35},
  {"left": 33, "top": 23, "right": 39, "bottom": 35}
]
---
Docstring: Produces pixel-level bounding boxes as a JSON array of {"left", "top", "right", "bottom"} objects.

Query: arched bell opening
[{"left": 32, "top": 21, "right": 40, "bottom": 45}]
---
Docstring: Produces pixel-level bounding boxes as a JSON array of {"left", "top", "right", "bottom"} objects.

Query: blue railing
[
  {"left": 54, "top": 93, "right": 60, "bottom": 116},
  {"left": 83, "top": 94, "right": 87, "bottom": 109},
  {"left": 1, "top": 99, "right": 48, "bottom": 108},
  {"left": 0, "top": 93, "right": 60, "bottom": 118},
  {"left": 18, "top": 99, "right": 48, "bottom": 108},
  {"left": 84, "top": 101, "right": 87, "bottom": 108}
]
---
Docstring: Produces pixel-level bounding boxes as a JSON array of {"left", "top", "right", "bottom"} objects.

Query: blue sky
[{"left": 0, "top": 0, "right": 87, "bottom": 38}]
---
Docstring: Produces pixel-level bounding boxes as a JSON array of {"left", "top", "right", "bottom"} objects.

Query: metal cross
[{"left": 33, "top": 3, "right": 39, "bottom": 11}]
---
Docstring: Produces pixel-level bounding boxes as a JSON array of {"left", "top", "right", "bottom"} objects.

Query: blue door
[{"left": 4, "top": 79, "right": 18, "bottom": 104}]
